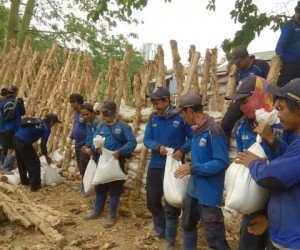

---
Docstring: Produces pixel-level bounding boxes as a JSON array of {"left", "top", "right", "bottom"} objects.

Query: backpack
[
  {"left": 20, "top": 117, "right": 41, "bottom": 127},
  {"left": 3, "top": 97, "right": 18, "bottom": 122}
]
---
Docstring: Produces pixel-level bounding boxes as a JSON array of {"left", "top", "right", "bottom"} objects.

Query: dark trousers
[
  {"left": 75, "top": 145, "right": 90, "bottom": 177},
  {"left": 146, "top": 168, "right": 181, "bottom": 219},
  {"left": 221, "top": 102, "right": 243, "bottom": 138},
  {"left": 3, "top": 129, "right": 15, "bottom": 154},
  {"left": 94, "top": 157, "right": 126, "bottom": 196},
  {"left": 238, "top": 212, "right": 268, "bottom": 250},
  {"left": 182, "top": 194, "right": 229, "bottom": 249},
  {"left": 14, "top": 137, "right": 41, "bottom": 189},
  {"left": 277, "top": 61, "right": 300, "bottom": 87}
]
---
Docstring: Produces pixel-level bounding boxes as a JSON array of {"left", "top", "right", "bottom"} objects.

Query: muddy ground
[{"left": 0, "top": 180, "right": 240, "bottom": 250}]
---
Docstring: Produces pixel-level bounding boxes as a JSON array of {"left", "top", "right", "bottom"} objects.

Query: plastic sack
[
  {"left": 52, "top": 150, "right": 63, "bottom": 166},
  {"left": 93, "top": 135, "right": 105, "bottom": 149},
  {"left": 256, "top": 109, "right": 279, "bottom": 125},
  {"left": 43, "top": 165, "right": 64, "bottom": 186},
  {"left": 3, "top": 169, "right": 20, "bottom": 185},
  {"left": 163, "top": 148, "right": 188, "bottom": 208},
  {"left": 83, "top": 159, "right": 97, "bottom": 194},
  {"left": 225, "top": 138, "right": 269, "bottom": 214},
  {"left": 92, "top": 148, "right": 126, "bottom": 185}
]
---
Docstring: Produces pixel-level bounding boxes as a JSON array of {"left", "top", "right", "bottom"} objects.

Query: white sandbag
[
  {"left": 136, "top": 134, "right": 144, "bottom": 144},
  {"left": 92, "top": 148, "right": 126, "bottom": 185},
  {"left": 225, "top": 139, "right": 269, "bottom": 214},
  {"left": 43, "top": 165, "right": 64, "bottom": 185},
  {"left": 4, "top": 169, "right": 20, "bottom": 185},
  {"left": 52, "top": 150, "right": 63, "bottom": 166},
  {"left": 134, "top": 143, "right": 143, "bottom": 153},
  {"left": 163, "top": 148, "right": 188, "bottom": 208},
  {"left": 256, "top": 109, "right": 279, "bottom": 125},
  {"left": 93, "top": 135, "right": 105, "bottom": 149},
  {"left": 83, "top": 159, "right": 97, "bottom": 194}
]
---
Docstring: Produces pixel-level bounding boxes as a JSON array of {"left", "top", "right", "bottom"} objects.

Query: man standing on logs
[
  {"left": 14, "top": 114, "right": 61, "bottom": 191},
  {"left": 221, "top": 46, "right": 270, "bottom": 138},
  {"left": 144, "top": 87, "right": 192, "bottom": 249},
  {"left": 275, "top": 1, "right": 300, "bottom": 87},
  {"left": 69, "top": 94, "right": 90, "bottom": 192},
  {"left": 0, "top": 85, "right": 26, "bottom": 174}
]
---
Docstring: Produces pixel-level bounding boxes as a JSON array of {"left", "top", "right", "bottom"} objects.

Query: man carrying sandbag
[
  {"left": 144, "top": 87, "right": 192, "bottom": 249},
  {"left": 14, "top": 114, "right": 61, "bottom": 191},
  {"left": 236, "top": 78, "right": 300, "bottom": 250},
  {"left": 84, "top": 101, "right": 137, "bottom": 229},
  {"left": 173, "top": 93, "right": 230, "bottom": 250},
  {"left": 225, "top": 75, "right": 291, "bottom": 250}
]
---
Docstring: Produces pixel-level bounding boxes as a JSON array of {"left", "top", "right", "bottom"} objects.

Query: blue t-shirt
[
  {"left": 15, "top": 119, "right": 51, "bottom": 155},
  {"left": 249, "top": 136, "right": 300, "bottom": 249},
  {"left": 70, "top": 111, "right": 87, "bottom": 147},
  {"left": 85, "top": 117, "right": 101, "bottom": 148},
  {"left": 276, "top": 19, "right": 300, "bottom": 62},
  {"left": 144, "top": 106, "right": 192, "bottom": 169},
  {"left": 94, "top": 120, "right": 137, "bottom": 157},
  {"left": 188, "top": 117, "right": 229, "bottom": 206}
]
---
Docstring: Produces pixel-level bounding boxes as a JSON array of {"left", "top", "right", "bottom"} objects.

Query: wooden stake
[
  {"left": 184, "top": 51, "right": 200, "bottom": 94},
  {"left": 200, "top": 49, "right": 212, "bottom": 103},
  {"left": 267, "top": 55, "right": 281, "bottom": 85}
]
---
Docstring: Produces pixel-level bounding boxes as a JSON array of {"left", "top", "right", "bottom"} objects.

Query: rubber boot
[
  {"left": 183, "top": 230, "right": 197, "bottom": 250},
  {"left": 165, "top": 219, "right": 178, "bottom": 248},
  {"left": 153, "top": 212, "right": 166, "bottom": 238},
  {"left": 2, "top": 155, "right": 15, "bottom": 173},
  {"left": 84, "top": 192, "right": 107, "bottom": 220},
  {"left": 103, "top": 195, "right": 120, "bottom": 228}
]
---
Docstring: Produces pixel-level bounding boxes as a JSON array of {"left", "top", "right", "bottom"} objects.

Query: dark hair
[
  {"left": 183, "top": 104, "right": 203, "bottom": 112},
  {"left": 69, "top": 93, "right": 84, "bottom": 104},
  {"left": 80, "top": 102, "right": 94, "bottom": 113},
  {"left": 274, "top": 97, "right": 300, "bottom": 112},
  {"left": 295, "top": 1, "right": 300, "bottom": 13}
]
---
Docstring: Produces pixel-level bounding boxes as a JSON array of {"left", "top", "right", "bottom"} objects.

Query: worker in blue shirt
[
  {"left": 225, "top": 75, "right": 289, "bottom": 250},
  {"left": 69, "top": 94, "right": 89, "bottom": 190},
  {"left": 173, "top": 93, "right": 229, "bottom": 250},
  {"left": 0, "top": 87, "right": 8, "bottom": 165},
  {"left": 221, "top": 45, "right": 270, "bottom": 138},
  {"left": 276, "top": 2, "right": 300, "bottom": 87},
  {"left": 144, "top": 87, "right": 192, "bottom": 248},
  {"left": 85, "top": 101, "right": 137, "bottom": 229},
  {"left": 236, "top": 78, "right": 300, "bottom": 250},
  {"left": 1, "top": 85, "right": 26, "bottom": 173},
  {"left": 80, "top": 102, "right": 101, "bottom": 160},
  {"left": 14, "top": 114, "right": 61, "bottom": 191}
]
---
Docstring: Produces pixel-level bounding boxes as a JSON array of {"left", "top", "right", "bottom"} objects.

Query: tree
[{"left": 88, "top": 0, "right": 292, "bottom": 57}]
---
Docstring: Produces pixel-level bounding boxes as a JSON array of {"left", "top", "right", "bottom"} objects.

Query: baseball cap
[
  {"left": 230, "top": 45, "right": 249, "bottom": 65},
  {"left": 173, "top": 93, "right": 202, "bottom": 114},
  {"left": 225, "top": 75, "right": 257, "bottom": 101},
  {"left": 98, "top": 101, "right": 117, "bottom": 117},
  {"left": 295, "top": 1, "right": 300, "bottom": 13},
  {"left": 81, "top": 102, "right": 94, "bottom": 113},
  {"left": 146, "top": 87, "right": 170, "bottom": 100},
  {"left": 7, "top": 84, "right": 18, "bottom": 94},
  {"left": 45, "top": 114, "right": 61, "bottom": 123},
  {"left": 267, "top": 78, "right": 300, "bottom": 102}
]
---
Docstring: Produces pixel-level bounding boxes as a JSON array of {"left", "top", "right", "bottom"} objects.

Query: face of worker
[
  {"left": 238, "top": 96, "right": 256, "bottom": 119},
  {"left": 236, "top": 57, "right": 248, "bottom": 70},
  {"left": 70, "top": 101, "right": 81, "bottom": 111},
  {"left": 275, "top": 99, "right": 300, "bottom": 132},
  {"left": 151, "top": 99, "right": 170, "bottom": 115},
  {"left": 180, "top": 108, "right": 195, "bottom": 125},
  {"left": 295, "top": 12, "right": 300, "bottom": 23},
  {"left": 81, "top": 109, "right": 94, "bottom": 123}
]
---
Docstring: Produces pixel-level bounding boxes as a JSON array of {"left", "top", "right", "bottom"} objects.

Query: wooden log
[
  {"left": 170, "top": 40, "right": 185, "bottom": 99},
  {"left": 154, "top": 45, "right": 166, "bottom": 87},
  {"left": 222, "top": 64, "right": 238, "bottom": 115},
  {"left": 104, "top": 58, "right": 117, "bottom": 102},
  {"left": 134, "top": 147, "right": 148, "bottom": 199},
  {"left": 200, "top": 49, "right": 212, "bottom": 103},
  {"left": 267, "top": 55, "right": 281, "bottom": 85},
  {"left": 121, "top": 44, "right": 133, "bottom": 105},
  {"left": 183, "top": 51, "right": 200, "bottom": 94},
  {"left": 188, "top": 45, "right": 200, "bottom": 93}
]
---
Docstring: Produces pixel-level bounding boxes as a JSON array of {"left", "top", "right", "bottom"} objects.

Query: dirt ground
[{"left": 0, "top": 180, "right": 241, "bottom": 250}]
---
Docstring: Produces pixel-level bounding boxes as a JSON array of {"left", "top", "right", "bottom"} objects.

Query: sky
[{"left": 117, "top": 0, "right": 297, "bottom": 67}]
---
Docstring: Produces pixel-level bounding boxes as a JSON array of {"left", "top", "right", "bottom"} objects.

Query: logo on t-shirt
[
  {"left": 115, "top": 128, "right": 121, "bottom": 134},
  {"left": 242, "top": 135, "right": 249, "bottom": 140},
  {"left": 199, "top": 138, "right": 207, "bottom": 147},
  {"left": 152, "top": 123, "right": 157, "bottom": 127},
  {"left": 173, "top": 121, "right": 180, "bottom": 128},
  {"left": 79, "top": 117, "right": 85, "bottom": 123}
]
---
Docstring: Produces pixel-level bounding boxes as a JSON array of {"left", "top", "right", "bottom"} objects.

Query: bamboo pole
[
  {"left": 267, "top": 55, "right": 281, "bottom": 85},
  {"left": 200, "top": 49, "right": 212, "bottom": 104},
  {"left": 222, "top": 64, "right": 238, "bottom": 115},
  {"left": 170, "top": 40, "right": 185, "bottom": 99},
  {"left": 183, "top": 52, "right": 200, "bottom": 94},
  {"left": 154, "top": 45, "right": 166, "bottom": 87}
]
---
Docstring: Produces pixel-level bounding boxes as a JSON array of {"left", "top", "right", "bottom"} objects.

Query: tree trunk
[
  {"left": 154, "top": 45, "right": 165, "bottom": 87},
  {"left": 17, "top": 0, "right": 36, "bottom": 49},
  {"left": 200, "top": 49, "right": 212, "bottom": 103},
  {"left": 210, "top": 48, "right": 220, "bottom": 111},
  {"left": 3, "top": 0, "right": 20, "bottom": 53},
  {"left": 184, "top": 51, "right": 200, "bottom": 94},
  {"left": 267, "top": 55, "right": 281, "bottom": 85}
]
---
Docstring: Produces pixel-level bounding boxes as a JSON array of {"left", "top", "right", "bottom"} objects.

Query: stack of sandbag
[{"left": 39, "top": 155, "right": 65, "bottom": 186}]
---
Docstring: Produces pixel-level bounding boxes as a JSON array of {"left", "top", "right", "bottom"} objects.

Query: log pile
[{"left": 0, "top": 182, "right": 74, "bottom": 245}]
